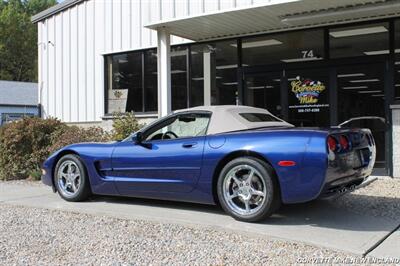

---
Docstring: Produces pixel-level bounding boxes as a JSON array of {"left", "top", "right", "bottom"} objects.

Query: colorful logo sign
[{"left": 291, "top": 76, "right": 326, "bottom": 104}]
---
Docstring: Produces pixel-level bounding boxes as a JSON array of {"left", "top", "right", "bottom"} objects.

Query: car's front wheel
[
  {"left": 54, "top": 154, "right": 91, "bottom": 202},
  {"left": 217, "top": 157, "right": 281, "bottom": 222}
]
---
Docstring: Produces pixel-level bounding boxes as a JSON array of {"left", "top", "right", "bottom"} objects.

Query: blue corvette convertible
[{"left": 41, "top": 105, "right": 376, "bottom": 222}]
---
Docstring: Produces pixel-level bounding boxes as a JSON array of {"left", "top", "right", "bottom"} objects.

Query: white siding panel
[
  {"left": 189, "top": 0, "right": 204, "bottom": 15},
  {"left": 47, "top": 17, "right": 56, "bottom": 118},
  {"left": 37, "top": 22, "right": 43, "bottom": 115},
  {"left": 37, "top": 22, "right": 43, "bottom": 117},
  {"left": 161, "top": 0, "right": 174, "bottom": 20},
  {"left": 94, "top": 0, "right": 105, "bottom": 120},
  {"left": 43, "top": 19, "right": 49, "bottom": 119},
  {"left": 62, "top": 10, "right": 71, "bottom": 122},
  {"left": 39, "top": 0, "right": 269, "bottom": 123},
  {"left": 77, "top": 3, "right": 87, "bottom": 121},
  {"left": 70, "top": 6, "right": 78, "bottom": 121},
  {"left": 105, "top": 0, "right": 113, "bottom": 51},
  {"left": 236, "top": 0, "right": 253, "bottom": 7},
  {"left": 149, "top": 0, "right": 160, "bottom": 46},
  {"left": 113, "top": 0, "right": 122, "bottom": 51},
  {"left": 121, "top": 0, "right": 131, "bottom": 50},
  {"left": 204, "top": 0, "right": 219, "bottom": 12},
  {"left": 141, "top": 0, "right": 152, "bottom": 47},
  {"left": 220, "top": 0, "right": 235, "bottom": 9},
  {"left": 55, "top": 14, "right": 63, "bottom": 120},
  {"left": 86, "top": 0, "right": 95, "bottom": 121},
  {"left": 132, "top": 0, "right": 142, "bottom": 48}
]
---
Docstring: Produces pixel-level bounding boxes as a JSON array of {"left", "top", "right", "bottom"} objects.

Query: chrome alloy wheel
[
  {"left": 222, "top": 164, "right": 267, "bottom": 216},
  {"left": 57, "top": 160, "right": 81, "bottom": 198}
]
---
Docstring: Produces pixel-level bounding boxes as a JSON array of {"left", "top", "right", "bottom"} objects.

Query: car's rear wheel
[
  {"left": 217, "top": 157, "right": 281, "bottom": 222},
  {"left": 54, "top": 154, "right": 91, "bottom": 202}
]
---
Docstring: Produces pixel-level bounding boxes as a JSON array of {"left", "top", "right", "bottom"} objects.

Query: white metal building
[{"left": 32, "top": 0, "right": 400, "bottom": 177}]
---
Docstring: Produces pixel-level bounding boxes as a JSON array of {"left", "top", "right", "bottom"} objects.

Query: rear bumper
[
  {"left": 319, "top": 175, "right": 366, "bottom": 198},
  {"left": 319, "top": 134, "right": 375, "bottom": 198}
]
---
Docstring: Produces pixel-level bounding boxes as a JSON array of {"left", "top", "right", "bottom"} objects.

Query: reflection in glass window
[
  {"left": 144, "top": 49, "right": 158, "bottom": 112},
  {"left": 245, "top": 72, "right": 282, "bottom": 117},
  {"left": 171, "top": 46, "right": 188, "bottom": 110},
  {"left": 190, "top": 45, "right": 206, "bottom": 107},
  {"left": 190, "top": 41, "right": 238, "bottom": 106},
  {"left": 330, "top": 23, "right": 389, "bottom": 58},
  {"left": 395, "top": 20, "right": 400, "bottom": 100},
  {"left": 337, "top": 64, "right": 385, "bottom": 121},
  {"left": 106, "top": 52, "right": 143, "bottom": 113},
  {"left": 337, "top": 64, "right": 386, "bottom": 166},
  {"left": 242, "top": 29, "right": 324, "bottom": 66},
  {"left": 106, "top": 50, "right": 158, "bottom": 114}
]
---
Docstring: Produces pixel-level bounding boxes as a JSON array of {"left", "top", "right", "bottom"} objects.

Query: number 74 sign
[{"left": 301, "top": 50, "right": 314, "bottom": 58}]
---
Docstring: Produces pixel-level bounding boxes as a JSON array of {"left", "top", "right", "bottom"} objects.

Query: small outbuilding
[{"left": 0, "top": 80, "right": 39, "bottom": 126}]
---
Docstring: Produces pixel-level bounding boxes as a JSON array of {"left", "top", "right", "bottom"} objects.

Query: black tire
[
  {"left": 54, "top": 154, "right": 91, "bottom": 202},
  {"left": 217, "top": 157, "right": 281, "bottom": 222}
]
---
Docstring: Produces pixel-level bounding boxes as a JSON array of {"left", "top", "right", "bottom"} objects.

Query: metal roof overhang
[
  {"left": 32, "top": 0, "right": 85, "bottom": 23},
  {"left": 145, "top": 0, "right": 400, "bottom": 42}
]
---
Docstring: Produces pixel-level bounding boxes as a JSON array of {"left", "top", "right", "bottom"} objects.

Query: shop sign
[{"left": 289, "top": 76, "right": 329, "bottom": 113}]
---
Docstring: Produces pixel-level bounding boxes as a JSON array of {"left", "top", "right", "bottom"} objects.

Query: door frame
[{"left": 241, "top": 55, "right": 392, "bottom": 174}]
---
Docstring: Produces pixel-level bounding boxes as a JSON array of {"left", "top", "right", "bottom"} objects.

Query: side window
[{"left": 145, "top": 113, "right": 211, "bottom": 141}]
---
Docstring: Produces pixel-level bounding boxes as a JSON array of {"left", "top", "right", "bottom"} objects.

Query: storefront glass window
[
  {"left": 394, "top": 20, "right": 400, "bottom": 101},
  {"left": 242, "top": 29, "right": 324, "bottom": 66},
  {"left": 337, "top": 64, "right": 386, "bottom": 167},
  {"left": 215, "top": 41, "right": 238, "bottom": 105},
  {"left": 286, "top": 69, "right": 330, "bottom": 127},
  {"left": 244, "top": 71, "right": 282, "bottom": 118},
  {"left": 190, "top": 45, "right": 205, "bottom": 107},
  {"left": 190, "top": 40, "right": 238, "bottom": 106},
  {"left": 171, "top": 46, "right": 188, "bottom": 110},
  {"left": 330, "top": 23, "right": 389, "bottom": 59},
  {"left": 106, "top": 52, "right": 143, "bottom": 113},
  {"left": 144, "top": 49, "right": 158, "bottom": 112}
]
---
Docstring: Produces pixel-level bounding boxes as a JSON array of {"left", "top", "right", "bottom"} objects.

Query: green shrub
[
  {"left": 0, "top": 113, "right": 144, "bottom": 180},
  {"left": 0, "top": 117, "right": 64, "bottom": 180},
  {"left": 28, "top": 169, "right": 42, "bottom": 181},
  {"left": 0, "top": 117, "right": 111, "bottom": 180},
  {"left": 111, "top": 112, "right": 143, "bottom": 140},
  {"left": 48, "top": 126, "right": 110, "bottom": 155}
]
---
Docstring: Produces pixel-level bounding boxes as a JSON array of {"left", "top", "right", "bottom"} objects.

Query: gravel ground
[
  {"left": 2, "top": 180, "right": 44, "bottom": 187},
  {"left": 0, "top": 177, "right": 397, "bottom": 265},
  {"left": 331, "top": 177, "right": 400, "bottom": 221},
  {"left": 0, "top": 204, "right": 350, "bottom": 266}
]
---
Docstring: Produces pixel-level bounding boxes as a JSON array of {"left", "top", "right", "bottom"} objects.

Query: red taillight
[
  {"left": 327, "top": 136, "right": 337, "bottom": 152},
  {"left": 339, "top": 135, "right": 349, "bottom": 150}
]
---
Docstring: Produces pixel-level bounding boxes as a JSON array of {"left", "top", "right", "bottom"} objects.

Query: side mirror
[{"left": 132, "top": 132, "right": 143, "bottom": 144}]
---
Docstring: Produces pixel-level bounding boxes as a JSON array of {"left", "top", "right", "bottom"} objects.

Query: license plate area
[
  {"left": 348, "top": 152, "right": 362, "bottom": 169},
  {"left": 358, "top": 148, "right": 371, "bottom": 167}
]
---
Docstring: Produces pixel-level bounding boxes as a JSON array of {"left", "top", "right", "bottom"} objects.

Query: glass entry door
[
  {"left": 336, "top": 63, "right": 387, "bottom": 168},
  {"left": 286, "top": 68, "right": 330, "bottom": 127},
  {"left": 243, "top": 62, "right": 388, "bottom": 170}
]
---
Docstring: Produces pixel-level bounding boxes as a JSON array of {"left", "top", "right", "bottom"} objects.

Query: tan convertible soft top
[{"left": 174, "top": 105, "right": 293, "bottom": 135}]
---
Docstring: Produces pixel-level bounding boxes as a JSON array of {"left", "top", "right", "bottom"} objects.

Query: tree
[{"left": 0, "top": 0, "right": 56, "bottom": 82}]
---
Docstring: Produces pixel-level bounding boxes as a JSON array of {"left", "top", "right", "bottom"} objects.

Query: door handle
[{"left": 182, "top": 142, "right": 197, "bottom": 148}]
